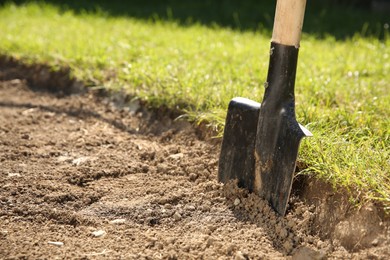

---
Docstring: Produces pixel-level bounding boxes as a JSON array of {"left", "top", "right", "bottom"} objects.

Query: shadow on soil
[
  {"left": 0, "top": 100, "right": 139, "bottom": 135},
  {"left": 0, "top": 55, "right": 192, "bottom": 138}
]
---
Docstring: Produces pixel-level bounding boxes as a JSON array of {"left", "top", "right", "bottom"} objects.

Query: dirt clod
[
  {"left": 91, "top": 230, "right": 106, "bottom": 237},
  {"left": 48, "top": 241, "right": 64, "bottom": 247},
  {"left": 292, "top": 246, "right": 326, "bottom": 260}
]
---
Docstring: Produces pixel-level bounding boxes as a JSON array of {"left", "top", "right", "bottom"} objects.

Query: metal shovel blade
[
  {"left": 218, "top": 96, "right": 311, "bottom": 203},
  {"left": 218, "top": 97, "right": 260, "bottom": 191},
  {"left": 254, "top": 43, "right": 312, "bottom": 216}
]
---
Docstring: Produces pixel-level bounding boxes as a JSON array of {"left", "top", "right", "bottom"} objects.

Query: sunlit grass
[{"left": 0, "top": 2, "right": 389, "bottom": 208}]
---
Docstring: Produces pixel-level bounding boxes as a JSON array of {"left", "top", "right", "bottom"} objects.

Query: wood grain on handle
[{"left": 271, "top": 0, "right": 307, "bottom": 48}]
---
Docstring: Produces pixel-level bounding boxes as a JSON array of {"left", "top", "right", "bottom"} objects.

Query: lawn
[{"left": 0, "top": 1, "right": 389, "bottom": 209}]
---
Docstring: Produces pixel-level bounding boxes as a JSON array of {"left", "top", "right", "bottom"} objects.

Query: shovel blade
[
  {"left": 218, "top": 97, "right": 311, "bottom": 197},
  {"left": 253, "top": 42, "right": 313, "bottom": 216},
  {"left": 254, "top": 110, "right": 312, "bottom": 216},
  {"left": 218, "top": 97, "right": 260, "bottom": 191}
]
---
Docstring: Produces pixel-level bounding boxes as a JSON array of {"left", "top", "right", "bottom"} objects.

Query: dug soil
[{"left": 0, "top": 71, "right": 389, "bottom": 259}]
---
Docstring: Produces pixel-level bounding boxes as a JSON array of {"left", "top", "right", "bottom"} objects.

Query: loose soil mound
[{"left": 0, "top": 72, "right": 389, "bottom": 259}]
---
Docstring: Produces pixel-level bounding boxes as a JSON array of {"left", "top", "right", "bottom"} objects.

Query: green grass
[{"left": 0, "top": 2, "right": 389, "bottom": 209}]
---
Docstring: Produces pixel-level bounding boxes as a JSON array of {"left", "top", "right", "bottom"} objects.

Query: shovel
[{"left": 218, "top": 0, "right": 312, "bottom": 216}]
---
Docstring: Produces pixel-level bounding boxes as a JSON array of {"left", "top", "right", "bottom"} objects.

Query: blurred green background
[{"left": 4, "top": 0, "right": 389, "bottom": 39}]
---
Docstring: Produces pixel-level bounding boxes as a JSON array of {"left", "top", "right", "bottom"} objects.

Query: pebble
[
  {"left": 184, "top": 205, "right": 196, "bottom": 211},
  {"left": 283, "top": 240, "right": 293, "bottom": 253},
  {"left": 109, "top": 218, "right": 126, "bottom": 224},
  {"left": 48, "top": 241, "right": 64, "bottom": 247},
  {"left": 292, "top": 246, "right": 326, "bottom": 260},
  {"left": 234, "top": 198, "right": 241, "bottom": 206},
  {"left": 200, "top": 204, "right": 210, "bottom": 212},
  {"left": 7, "top": 173, "right": 21, "bottom": 177},
  {"left": 235, "top": 251, "right": 246, "bottom": 260},
  {"left": 72, "top": 156, "right": 93, "bottom": 166},
  {"left": 91, "top": 230, "right": 106, "bottom": 237},
  {"left": 173, "top": 212, "right": 182, "bottom": 221},
  {"left": 57, "top": 156, "right": 72, "bottom": 163},
  {"left": 189, "top": 173, "right": 198, "bottom": 181},
  {"left": 371, "top": 238, "right": 379, "bottom": 246},
  {"left": 168, "top": 153, "right": 184, "bottom": 160},
  {"left": 208, "top": 225, "right": 217, "bottom": 232},
  {"left": 279, "top": 228, "right": 288, "bottom": 239}
]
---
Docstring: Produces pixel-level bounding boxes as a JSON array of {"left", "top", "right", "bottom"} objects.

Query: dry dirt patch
[{"left": 0, "top": 73, "right": 389, "bottom": 259}]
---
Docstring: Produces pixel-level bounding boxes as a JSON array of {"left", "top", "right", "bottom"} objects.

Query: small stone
[
  {"left": 184, "top": 205, "right": 196, "bottom": 211},
  {"left": 168, "top": 153, "right": 184, "bottom": 160},
  {"left": 287, "top": 219, "right": 296, "bottom": 229},
  {"left": 206, "top": 237, "right": 216, "bottom": 247},
  {"left": 22, "top": 108, "right": 36, "bottom": 115},
  {"left": 208, "top": 225, "right": 217, "bottom": 232},
  {"left": 109, "top": 218, "right": 126, "bottom": 224},
  {"left": 200, "top": 204, "right": 210, "bottom": 212},
  {"left": 146, "top": 217, "right": 159, "bottom": 226},
  {"left": 7, "top": 173, "right": 21, "bottom": 177},
  {"left": 168, "top": 251, "right": 177, "bottom": 259},
  {"left": 48, "top": 241, "right": 64, "bottom": 247},
  {"left": 283, "top": 240, "right": 293, "bottom": 253},
  {"left": 72, "top": 156, "right": 93, "bottom": 166},
  {"left": 10, "top": 79, "right": 22, "bottom": 85},
  {"left": 166, "top": 237, "right": 176, "bottom": 244},
  {"left": 306, "top": 235, "right": 314, "bottom": 244},
  {"left": 225, "top": 243, "right": 235, "bottom": 254},
  {"left": 235, "top": 251, "right": 246, "bottom": 260},
  {"left": 164, "top": 203, "right": 173, "bottom": 209},
  {"left": 279, "top": 228, "right": 288, "bottom": 239},
  {"left": 57, "top": 156, "right": 72, "bottom": 163},
  {"left": 156, "top": 242, "right": 164, "bottom": 249},
  {"left": 91, "top": 230, "right": 106, "bottom": 237},
  {"left": 234, "top": 198, "right": 241, "bottom": 206},
  {"left": 371, "top": 238, "right": 379, "bottom": 246},
  {"left": 189, "top": 173, "right": 198, "bottom": 181},
  {"left": 173, "top": 212, "right": 182, "bottom": 221},
  {"left": 292, "top": 246, "right": 326, "bottom": 260}
]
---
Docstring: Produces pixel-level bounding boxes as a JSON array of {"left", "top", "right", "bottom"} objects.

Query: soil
[{"left": 0, "top": 66, "right": 389, "bottom": 259}]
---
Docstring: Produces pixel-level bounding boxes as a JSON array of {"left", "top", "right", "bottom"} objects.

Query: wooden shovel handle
[{"left": 271, "top": 0, "right": 307, "bottom": 48}]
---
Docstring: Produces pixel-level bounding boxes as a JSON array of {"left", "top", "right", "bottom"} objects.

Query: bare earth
[{"left": 0, "top": 76, "right": 389, "bottom": 259}]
